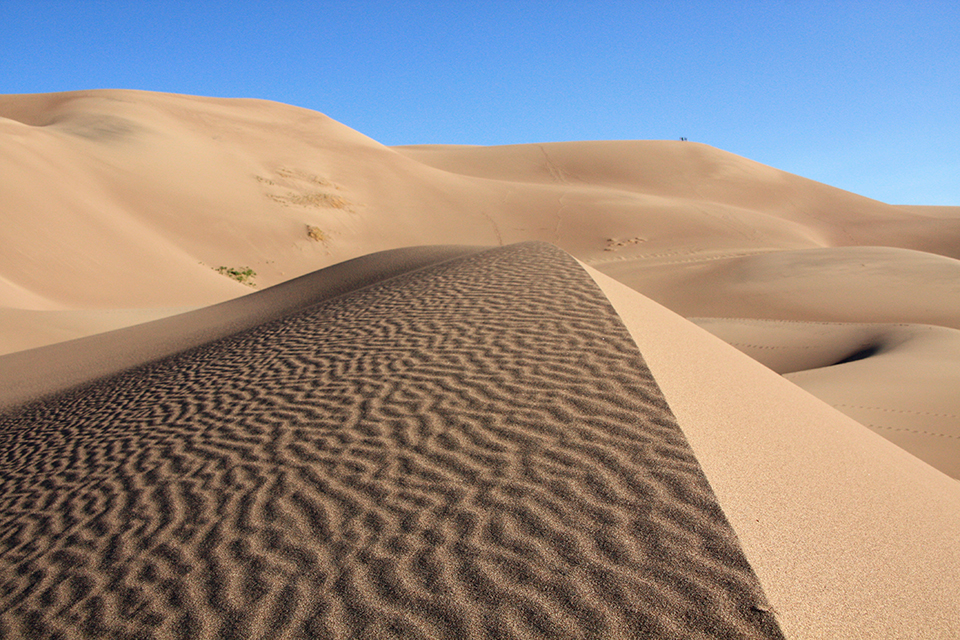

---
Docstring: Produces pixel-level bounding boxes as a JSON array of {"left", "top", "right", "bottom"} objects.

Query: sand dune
[
  {"left": 588, "top": 266, "right": 960, "bottom": 638},
  {"left": 1, "top": 243, "right": 957, "bottom": 638},
  {"left": 0, "top": 244, "right": 785, "bottom": 639},
  {"left": 3, "top": 90, "right": 960, "bottom": 637},
  {"left": 0, "top": 245, "right": 480, "bottom": 413},
  {"left": 3, "top": 89, "right": 957, "bottom": 476}
]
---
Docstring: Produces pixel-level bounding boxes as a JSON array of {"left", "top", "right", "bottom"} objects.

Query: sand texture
[
  {"left": 586, "top": 267, "right": 960, "bottom": 639},
  {"left": 0, "top": 243, "right": 782, "bottom": 639},
  {"left": 3, "top": 90, "right": 960, "bottom": 638},
  {"left": 2, "top": 90, "right": 959, "bottom": 477}
]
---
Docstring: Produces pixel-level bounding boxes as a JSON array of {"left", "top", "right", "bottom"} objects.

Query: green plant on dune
[{"left": 215, "top": 265, "right": 257, "bottom": 286}]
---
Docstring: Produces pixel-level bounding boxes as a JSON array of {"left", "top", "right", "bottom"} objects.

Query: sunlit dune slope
[
  {"left": 4, "top": 89, "right": 958, "bottom": 318},
  {"left": 2, "top": 244, "right": 959, "bottom": 638},
  {"left": 692, "top": 317, "right": 960, "bottom": 477},
  {"left": 2, "top": 89, "right": 960, "bottom": 476}
]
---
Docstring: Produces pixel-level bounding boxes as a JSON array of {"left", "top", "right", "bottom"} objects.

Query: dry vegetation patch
[
  {"left": 306, "top": 225, "right": 327, "bottom": 242},
  {"left": 605, "top": 237, "right": 648, "bottom": 251},
  {"left": 255, "top": 167, "right": 352, "bottom": 210},
  {"left": 268, "top": 192, "right": 349, "bottom": 208}
]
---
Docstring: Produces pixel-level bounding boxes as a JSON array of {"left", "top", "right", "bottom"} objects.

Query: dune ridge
[
  {"left": 3, "top": 90, "right": 959, "bottom": 475},
  {"left": 0, "top": 245, "right": 482, "bottom": 413},
  {"left": 0, "top": 243, "right": 782, "bottom": 639},
  {"left": 3, "top": 89, "right": 960, "bottom": 635},
  {"left": 586, "top": 266, "right": 960, "bottom": 639}
]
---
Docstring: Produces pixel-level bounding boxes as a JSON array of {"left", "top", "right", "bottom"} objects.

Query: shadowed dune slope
[{"left": 0, "top": 243, "right": 783, "bottom": 639}]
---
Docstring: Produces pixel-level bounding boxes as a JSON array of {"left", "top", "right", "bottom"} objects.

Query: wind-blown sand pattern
[
  {"left": 0, "top": 243, "right": 782, "bottom": 639},
  {"left": 3, "top": 90, "right": 960, "bottom": 477},
  {"left": 4, "top": 89, "right": 960, "bottom": 638}
]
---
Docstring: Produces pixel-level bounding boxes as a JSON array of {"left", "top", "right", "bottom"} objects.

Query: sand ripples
[{"left": 0, "top": 242, "right": 781, "bottom": 638}]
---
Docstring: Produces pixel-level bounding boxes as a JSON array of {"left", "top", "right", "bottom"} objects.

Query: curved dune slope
[
  {"left": 2, "top": 89, "right": 960, "bottom": 475},
  {"left": 4, "top": 90, "right": 958, "bottom": 317},
  {"left": 587, "top": 267, "right": 960, "bottom": 640},
  {"left": 0, "top": 243, "right": 783, "bottom": 639},
  {"left": 693, "top": 317, "right": 960, "bottom": 477}
]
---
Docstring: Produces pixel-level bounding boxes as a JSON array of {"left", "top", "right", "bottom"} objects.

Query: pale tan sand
[
  {"left": 599, "top": 246, "right": 960, "bottom": 329},
  {"left": 586, "top": 266, "right": 960, "bottom": 639},
  {"left": 0, "top": 244, "right": 784, "bottom": 638},
  {"left": 4, "top": 90, "right": 958, "bottom": 320},
  {"left": 2, "top": 90, "right": 960, "bottom": 636},
  {"left": 3, "top": 92, "right": 959, "bottom": 462},
  {"left": 692, "top": 318, "right": 960, "bottom": 476},
  {"left": 0, "top": 307, "right": 194, "bottom": 354}
]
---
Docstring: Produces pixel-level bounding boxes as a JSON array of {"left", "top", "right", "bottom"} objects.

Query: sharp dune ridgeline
[{"left": 1, "top": 90, "right": 959, "bottom": 638}]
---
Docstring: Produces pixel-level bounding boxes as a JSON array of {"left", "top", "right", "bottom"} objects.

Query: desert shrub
[{"left": 215, "top": 266, "right": 256, "bottom": 286}]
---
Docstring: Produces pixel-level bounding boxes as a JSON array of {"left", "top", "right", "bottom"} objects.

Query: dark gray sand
[{"left": 0, "top": 242, "right": 782, "bottom": 638}]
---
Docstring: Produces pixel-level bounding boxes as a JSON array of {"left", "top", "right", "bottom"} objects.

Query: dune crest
[
  {"left": 3, "top": 89, "right": 960, "bottom": 469},
  {"left": 3, "top": 87, "right": 960, "bottom": 634},
  {"left": 0, "top": 243, "right": 784, "bottom": 639}
]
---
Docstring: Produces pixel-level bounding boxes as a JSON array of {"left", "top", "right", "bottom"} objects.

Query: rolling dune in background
[
  {"left": 2, "top": 90, "right": 960, "bottom": 638},
  {"left": 2, "top": 90, "right": 959, "bottom": 473}
]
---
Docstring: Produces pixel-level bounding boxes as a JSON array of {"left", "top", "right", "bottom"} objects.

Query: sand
[
  {"left": 588, "top": 266, "right": 960, "bottom": 638},
  {"left": 0, "top": 244, "right": 783, "bottom": 638},
  {"left": 2, "top": 89, "right": 960, "bottom": 637}
]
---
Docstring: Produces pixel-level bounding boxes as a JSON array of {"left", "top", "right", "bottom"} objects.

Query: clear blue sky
[{"left": 3, "top": 1, "right": 958, "bottom": 205}]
